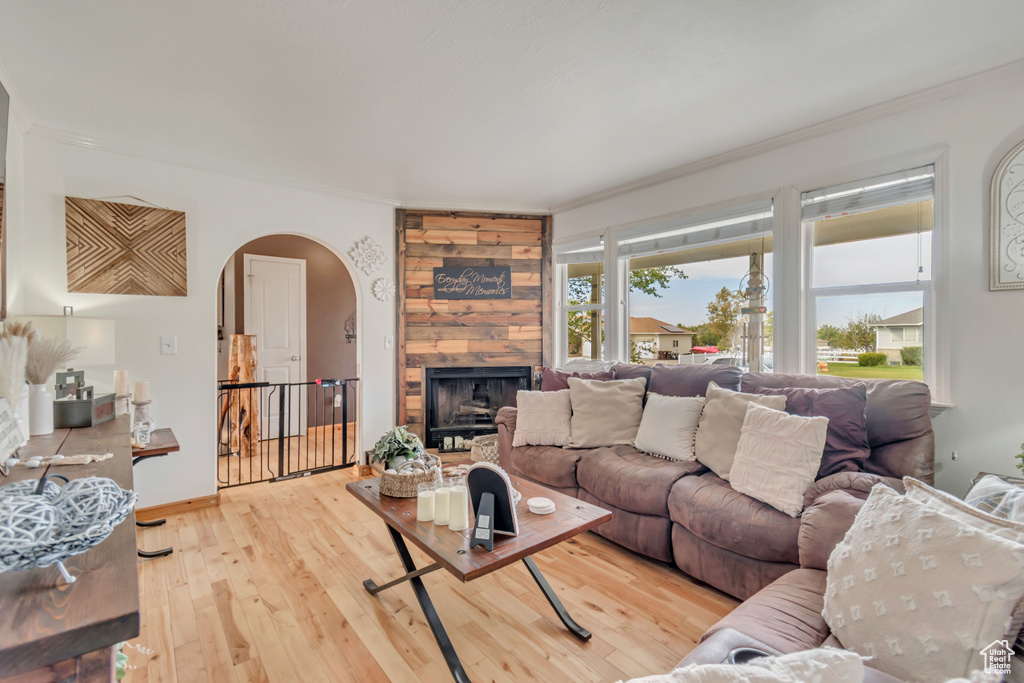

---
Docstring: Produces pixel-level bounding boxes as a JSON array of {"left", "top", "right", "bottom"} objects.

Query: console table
[{"left": 0, "top": 416, "right": 140, "bottom": 683}]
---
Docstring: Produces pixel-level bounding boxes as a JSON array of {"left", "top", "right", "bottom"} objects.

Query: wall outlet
[
  {"left": 334, "top": 394, "right": 343, "bottom": 408},
  {"left": 384, "top": 335, "right": 394, "bottom": 350},
  {"left": 160, "top": 335, "right": 177, "bottom": 355}
]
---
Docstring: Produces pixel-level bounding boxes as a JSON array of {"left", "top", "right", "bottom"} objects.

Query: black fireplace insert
[{"left": 422, "top": 366, "right": 531, "bottom": 449}]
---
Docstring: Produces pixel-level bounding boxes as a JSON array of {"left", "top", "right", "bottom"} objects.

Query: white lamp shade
[{"left": 10, "top": 316, "right": 116, "bottom": 366}]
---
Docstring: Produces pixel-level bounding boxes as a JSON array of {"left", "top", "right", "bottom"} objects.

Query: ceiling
[{"left": 2, "top": 0, "right": 1024, "bottom": 211}]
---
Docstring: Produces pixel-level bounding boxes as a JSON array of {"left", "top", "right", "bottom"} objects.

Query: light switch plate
[
  {"left": 160, "top": 335, "right": 177, "bottom": 355},
  {"left": 384, "top": 335, "right": 394, "bottom": 350}
]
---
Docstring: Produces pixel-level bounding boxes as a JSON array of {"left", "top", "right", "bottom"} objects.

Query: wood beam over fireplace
[{"left": 396, "top": 210, "right": 552, "bottom": 440}]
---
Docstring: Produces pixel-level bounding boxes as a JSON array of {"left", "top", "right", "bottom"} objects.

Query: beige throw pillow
[
  {"left": 567, "top": 376, "right": 646, "bottom": 448},
  {"left": 729, "top": 402, "right": 829, "bottom": 517},
  {"left": 512, "top": 390, "right": 572, "bottom": 447},
  {"left": 822, "top": 484, "right": 1024, "bottom": 682},
  {"left": 634, "top": 393, "right": 706, "bottom": 461},
  {"left": 694, "top": 381, "right": 786, "bottom": 480}
]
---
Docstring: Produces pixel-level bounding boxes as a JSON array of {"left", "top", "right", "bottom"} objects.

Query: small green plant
[
  {"left": 1016, "top": 443, "right": 1024, "bottom": 476},
  {"left": 900, "top": 346, "right": 923, "bottom": 367},
  {"left": 857, "top": 352, "right": 887, "bottom": 367},
  {"left": 371, "top": 426, "right": 426, "bottom": 467}
]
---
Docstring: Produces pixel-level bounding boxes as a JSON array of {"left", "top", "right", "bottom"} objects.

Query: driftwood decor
[
  {"left": 219, "top": 334, "right": 260, "bottom": 457},
  {"left": 65, "top": 197, "right": 187, "bottom": 296}
]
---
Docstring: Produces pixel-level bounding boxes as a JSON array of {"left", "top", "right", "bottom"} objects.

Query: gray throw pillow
[
  {"left": 566, "top": 376, "right": 647, "bottom": 448},
  {"left": 694, "top": 381, "right": 786, "bottom": 480}
]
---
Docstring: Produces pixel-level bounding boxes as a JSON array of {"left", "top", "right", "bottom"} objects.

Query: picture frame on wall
[{"left": 990, "top": 138, "right": 1024, "bottom": 290}]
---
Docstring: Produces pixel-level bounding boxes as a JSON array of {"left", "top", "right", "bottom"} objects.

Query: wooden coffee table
[{"left": 346, "top": 475, "right": 612, "bottom": 683}]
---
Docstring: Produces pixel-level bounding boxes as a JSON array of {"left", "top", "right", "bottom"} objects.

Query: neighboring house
[
  {"left": 629, "top": 317, "right": 694, "bottom": 359},
  {"left": 871, "top": 307, "right": 924, "bottom": 362}
]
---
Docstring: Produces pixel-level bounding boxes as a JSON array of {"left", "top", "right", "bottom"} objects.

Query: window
[
  {"left": 556, "top": 235, "right": 606, "bottom": 362},
  {"left": 803, "top": 165, "right": 933, "bottom": 382},
  {"left": 618, "top": 198, "right": 774, "bottom": 371}
]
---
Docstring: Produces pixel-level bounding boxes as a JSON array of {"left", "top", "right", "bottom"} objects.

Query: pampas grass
[
  {"left": 0, "top": 321, "right": 36, "bottom": 344},
  {"left": 0, "top": 336, "right": 29, "bottom": 409},
  {"left": 27, "top": 337, "right": 81, "bottom": 385}
]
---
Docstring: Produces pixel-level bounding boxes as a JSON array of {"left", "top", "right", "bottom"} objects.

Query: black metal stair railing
[{"left": 216, "top": 378, "right": 359, "bottom": 488}]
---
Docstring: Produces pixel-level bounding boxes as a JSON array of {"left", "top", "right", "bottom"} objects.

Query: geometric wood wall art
[{"left": 65, "top": 197, "right": 187, "bottom": 296}]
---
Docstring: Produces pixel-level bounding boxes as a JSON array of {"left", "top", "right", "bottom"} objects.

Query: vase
[
  {"left": 12, "top": 383, "right": 30, "bottom": 442},
  {"left": 29, "top": 384, "right": 54, "bottom": 436}
]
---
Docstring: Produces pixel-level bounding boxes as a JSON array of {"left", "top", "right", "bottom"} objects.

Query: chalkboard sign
[{"left": 433, "top": 266, "right": 512, "bottom": 299}]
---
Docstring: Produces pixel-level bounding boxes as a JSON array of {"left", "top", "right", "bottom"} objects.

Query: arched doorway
[{"left": 215, "top": 234, "right": 359, "bottom": 487}]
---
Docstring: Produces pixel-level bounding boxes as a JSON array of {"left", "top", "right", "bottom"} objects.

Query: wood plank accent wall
[{"left": 396, "top": 210, "right": 553, "bottom": 439}]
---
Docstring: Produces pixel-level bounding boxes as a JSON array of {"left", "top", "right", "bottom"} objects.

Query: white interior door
[{"left": 244, "top": 254, "right": 306, "bottom": 439}]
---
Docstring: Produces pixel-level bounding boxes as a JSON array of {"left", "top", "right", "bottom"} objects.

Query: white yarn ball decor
[
  {"left": 0, "top": 497, "right": 57, "bottom": 546},
  {"left": 0, "top": 474, "right": 137, "bottom": 582},
  {"left": 52, "top": 478, "right": 127, "bottom": 534}
]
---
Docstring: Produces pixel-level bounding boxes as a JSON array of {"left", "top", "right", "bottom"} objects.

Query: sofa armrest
[
  {"left": 495, "top": 407, "right": 518, "bottom": 474},
  {"left": 798, "top": 491, "right": 865, "bottom": 570},
  {"left": 803, "top": 471, "right": 904, "bottom": 510}
]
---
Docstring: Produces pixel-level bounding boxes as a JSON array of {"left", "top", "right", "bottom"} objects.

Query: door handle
[{"left": 291, "top": 356, "right": 301, "bottom": 361}]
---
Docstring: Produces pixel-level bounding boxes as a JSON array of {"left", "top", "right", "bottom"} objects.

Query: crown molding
[
  {"left": 551, "top": 57, "right": 1024, "bottom": 214},
  {"left": 24, "top": 125, "right": 403, "bottom": 207}
]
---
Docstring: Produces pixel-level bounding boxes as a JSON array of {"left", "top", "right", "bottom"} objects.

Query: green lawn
[{"left": 818, "top": 362, "right": 923, "bottom": 381}]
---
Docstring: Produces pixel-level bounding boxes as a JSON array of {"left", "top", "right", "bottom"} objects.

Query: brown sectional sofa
[{"left": 495, "top": 364, "right": 935, "bottom": 601}]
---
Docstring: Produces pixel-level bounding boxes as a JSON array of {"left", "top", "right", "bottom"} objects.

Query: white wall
[
  {"left": 555, "top": 73, "right": 1024, "bottom": 495},
  {"left": 6, "top": 132, "right": 396, "bottom": 507}
]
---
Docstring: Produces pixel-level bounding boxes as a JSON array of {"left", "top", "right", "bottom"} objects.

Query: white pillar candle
[
  {"left": 447, "top": 484, "right": 469, "bottom": 531},
  {"left": 416, "top": 489, "right": 435, "bottom": 522},
  {"left": 433, "top": 485, "right": 451, "bottom": 526},
  {"left": 114, "top": 371, "right": 130, "bottom": 396},
  {"left": 134, "top": 381, "right": 150, "bottom": 402}
]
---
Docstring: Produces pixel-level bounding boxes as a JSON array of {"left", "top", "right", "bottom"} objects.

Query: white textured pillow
[
  {"left": 623, "top": 647, "right": 864, "bottom": 683},
  {"left": 729, "top": 402, "right": 829, "bottom": 517},
  {"left": 822, "top": 484, "right": 1024, "bottom": 682},
  {"left": 567, "top": 376, "right": 647, "bottom": 448},
  {"left": 512, "top": 390, "right": 572, "bottom": 447},
  {"left": 694, "top": 381, "right": 787, "bottom": 480},
  {"left": 634, "top": 393, "right": 706, "bottom": 461}
]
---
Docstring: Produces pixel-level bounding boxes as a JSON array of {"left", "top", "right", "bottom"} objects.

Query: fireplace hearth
[{"left": 422, "top": 366, "right": 531, "bottom": 449}]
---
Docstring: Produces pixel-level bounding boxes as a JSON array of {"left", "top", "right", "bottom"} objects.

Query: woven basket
[
  {"left": 378, "top": 454, "right": 442, "bottom": 498},
  {"left": 470, "top": 434, "right": 500, "bottom": 464}
]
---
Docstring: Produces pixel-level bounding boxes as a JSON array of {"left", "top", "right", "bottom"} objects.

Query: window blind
[
  {"left": 555, "top": 234, "right": 604, "bottom": 264},
  {"left": 801, "top": 164, "right": 934, "bottom": 221},
  {"left": 616, "top": 198, "right": 773, "bottom": 260}
]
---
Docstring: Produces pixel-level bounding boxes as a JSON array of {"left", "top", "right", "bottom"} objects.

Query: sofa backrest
[
  {"left": 741, "top": 373, "right": 934, "bottom": 484},
  {"left": 611, "top": 362, "right": 743, "bottom": 397}
]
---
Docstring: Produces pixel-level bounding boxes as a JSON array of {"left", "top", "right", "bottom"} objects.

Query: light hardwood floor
[
  {"left": 217, "top": 426, "right": 358, "bottom": 486},
  {"left": 127, "top": 468, "right": 738, "bottom": 682}
]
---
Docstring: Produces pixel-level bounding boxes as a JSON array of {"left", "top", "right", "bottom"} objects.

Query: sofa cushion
[
  {"left": 694, "top": 382, "right": 787, "bottom": 481},
  {"left": 578, "top": 489, "right": 674, "bottom": 563},
  {"left": 648, "top": 363, "right": 743, "bottom": 396},
  {"left": 672, "top": 523, "right": 798, "bottom": 601},
  {"left": 706, "top": 568, "right": 831, "bottom": 654},
  {"left": 567, "top": 376, "right": 647, "bottom": 448},
  {"left": 512, "top": 389, "right": 573, "bottom": 447},
  {"left": 577, "top": 447, "right": 703, "bottom": 517},
  {"left": 611, "top": 362, "right": 653, "bottom": 388},
  {"left": 668, "top": 471, "right": 800, "bottom": 564},
  {"left": 540, "top": 366, "right": 614, "bottom": 391},
  {"left": 823, "top": 483, "right": 1024, "bottom": 682},
  {"left": 755, "top": 384, "right": 870, "bottom": 478},
  {"left": 741, "top": 373, "right": 934, "bottom": 482},
  {"left": 729, "top": 402, "right": 829, "bottom": 518},
  {"left": 508, "top": 445, "right": 582, "bottom": 489},
  {"left": 633, "top": 393, "right": 705, "bottom": 461}
]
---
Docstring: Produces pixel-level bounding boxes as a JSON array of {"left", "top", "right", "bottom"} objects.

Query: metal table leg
[
  {"left": 523, "top": 556, "right": 591, "bottom": 641},
  {"left": 366, "top": 525, "right": 471, "bottom": 683}
]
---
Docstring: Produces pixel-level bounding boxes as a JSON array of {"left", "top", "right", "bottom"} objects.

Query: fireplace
[{"left": 422, "top": 366, "right": 531, "bottom": 449}]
